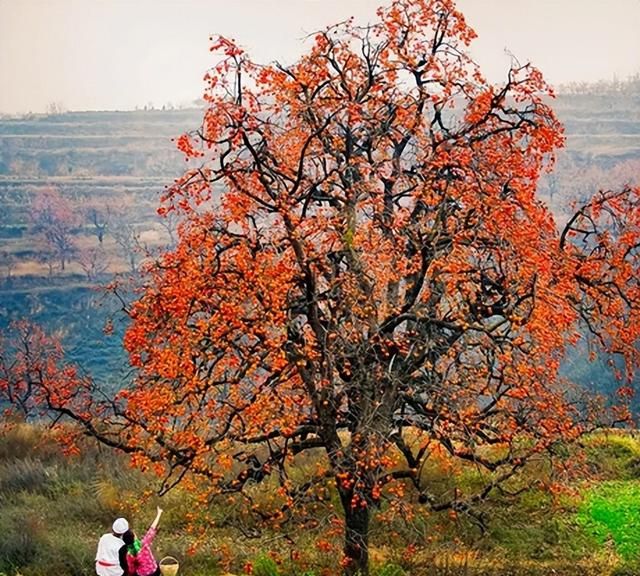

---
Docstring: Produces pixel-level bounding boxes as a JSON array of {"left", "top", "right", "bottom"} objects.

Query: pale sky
[{"left": 1, "top": 0, "right": 639, "bottom": 114}]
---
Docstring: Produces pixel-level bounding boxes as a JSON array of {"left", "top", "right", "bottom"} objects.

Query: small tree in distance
[
  {"left": 30, "top": 186, "right": 78, "bottom": 271},
  {"left": 109, "top": 192, "right": 145, "bottom": 272},
  {"left": 83, "top": 198, "right": 112, "bottom": 245},
  {"left": 77, "top": 247, "right": 110, "bottom": 281},
  {"left": 1, "top": 1, "right": 639, "bottom": 574}
]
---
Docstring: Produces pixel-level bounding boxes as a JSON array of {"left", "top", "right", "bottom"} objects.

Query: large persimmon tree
[{"left": 1, "top": 0, "right": 640, "bottom": 574}]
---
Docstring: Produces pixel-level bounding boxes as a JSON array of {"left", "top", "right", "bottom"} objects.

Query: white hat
[{"left": 112, "top": 518, "right": 129, "bottom": 534}]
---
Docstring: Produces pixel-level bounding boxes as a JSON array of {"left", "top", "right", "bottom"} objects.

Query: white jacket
[{"left": 95, "top": 533, "right": 124, "bottom": 576}]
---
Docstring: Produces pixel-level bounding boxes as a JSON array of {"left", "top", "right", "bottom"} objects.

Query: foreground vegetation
[{"left": 1, "top": 424, "right": 639, "bottom": 576}]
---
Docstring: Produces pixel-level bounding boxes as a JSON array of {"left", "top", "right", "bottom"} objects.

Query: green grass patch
[{"left": 577, "top": 481, "right": 640, "bottom": 560}]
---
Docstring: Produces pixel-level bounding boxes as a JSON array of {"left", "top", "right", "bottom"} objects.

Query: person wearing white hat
[{"left": 95, "top": 517, "right": 129, "bottom": 576}]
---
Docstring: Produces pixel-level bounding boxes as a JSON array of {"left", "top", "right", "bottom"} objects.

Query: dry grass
[{"left": 1, "top": 424, "right": 639, "bottom": 576}]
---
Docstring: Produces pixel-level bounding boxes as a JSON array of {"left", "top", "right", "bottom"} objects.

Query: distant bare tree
[
  {"left": 46, "top": 101, "right": 67, "bottom": 115},
  {"left": 112, "top": 221, "right": 142, "bottom": 273},
  {"left": 0, "top": 250, "right": 15, "bottom": 281},
  {"left": 30, "top": 187, "right": 78, "bottom": 271},
  {"left": 156, "top": 209, "right": 179, "bottom": 249},
  {"left": 36, "top": 245, "right": 59, "bottom": 277},
  {"left": 83, "top": 200, "right": 112, "bottom": 245},
  {"left": 77, "top": 247, "right": 110, "bottom": 281},
  {"left": 109, "top": 193, "right": 144, "bottom": 273}
]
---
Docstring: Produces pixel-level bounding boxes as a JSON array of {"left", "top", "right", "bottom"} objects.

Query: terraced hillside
[
  {"left": 0, "top": 92, "right": 638, "bottom": 383},
  {"left": 0, "top": 109, "right": 204, "bottom": 282},
  {"left": 0, "top": 109, "right": 201, "bottom": 381},
  {"left": 1, "top": 93, "right": 639, "bottom": 282},
  {"left": 554, "top": 91, "right": 640, "bottom": 163}
]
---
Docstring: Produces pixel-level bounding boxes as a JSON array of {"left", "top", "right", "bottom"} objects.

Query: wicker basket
[{"left": 158, "top": 556, "right": 179, "bottom": 576}]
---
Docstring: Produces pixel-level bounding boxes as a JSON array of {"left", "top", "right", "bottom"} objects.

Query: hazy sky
[{"left": 1, "top": 0, "right": 639, "bottom": 113}]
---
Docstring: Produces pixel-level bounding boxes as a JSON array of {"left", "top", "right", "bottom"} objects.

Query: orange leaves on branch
[{"left": 175, "top": 134, "right": 204, "bottom": 159}]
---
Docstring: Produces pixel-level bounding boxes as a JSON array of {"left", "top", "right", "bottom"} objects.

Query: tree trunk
[{"left": 343, "top": 500, "right": 370, "bottom": 576}]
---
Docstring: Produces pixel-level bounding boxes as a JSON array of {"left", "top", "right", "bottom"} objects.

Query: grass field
[{"left": 1, "top": 424, "right": 639, "bottom": 576}]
